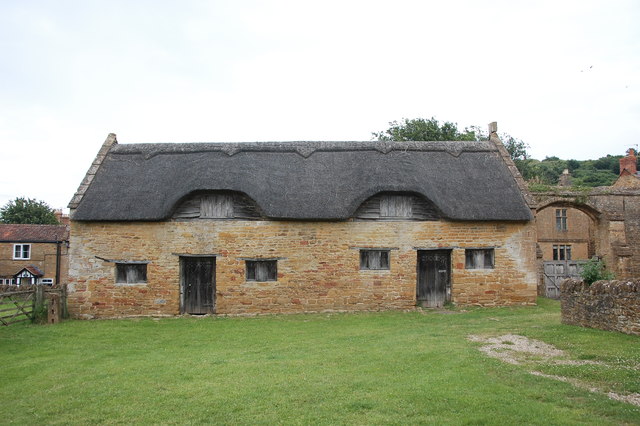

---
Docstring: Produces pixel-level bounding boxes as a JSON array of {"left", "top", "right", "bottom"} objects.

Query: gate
[
  {"left": 543, "top": 261, "right": 584, "bottom": 299},
  {"left": 0, "top": 284, "right": 67, "bottom": 325}
]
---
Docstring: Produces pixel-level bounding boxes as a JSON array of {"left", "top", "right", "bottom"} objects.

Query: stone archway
[
  {"left": 536, "top": 200, "right": 601, "bottom": 261},
  {"left": 534, "top": 185, "right": 640, "bottom": 281},
  {"left": 534, "top": 199, "right": 602, "bottom": 298}
]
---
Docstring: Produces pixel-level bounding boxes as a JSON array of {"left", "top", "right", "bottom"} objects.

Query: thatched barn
[{"left": 67, "top": 125, "right": 537, "bottom": 318}]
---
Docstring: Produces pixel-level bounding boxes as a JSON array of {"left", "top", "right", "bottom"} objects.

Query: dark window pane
[
  {"left": 483, "top": 249, "right": 494, "bottom": 268},
  {"left": 246, "top": 260, "right": 277, "bottom": 281},
  {"left": 116, "top": 263, "right": 147, "bottom": 283},
  {"left": 246, "top": 261, "right": 256, "bottom": 280},
  {"left": 360, "top": 250, "right": 390, "bottom": 270},
  {"left": 555, "top": 209, "right": 568, "bottom": 231},
  {"left": 465, "top": 249, "right": 494, "bottom": 269}
]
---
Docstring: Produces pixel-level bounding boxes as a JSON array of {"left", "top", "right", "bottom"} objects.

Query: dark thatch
[{"left": 71, "top": 140, "right": 533, "bottom": 221}]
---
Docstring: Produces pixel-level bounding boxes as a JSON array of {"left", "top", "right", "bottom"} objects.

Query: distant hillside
[{"left": 517, "top": 154, "right": 637, "bottom": 189}]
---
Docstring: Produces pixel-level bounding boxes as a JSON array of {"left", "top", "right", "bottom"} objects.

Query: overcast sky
[{"left": 1, "top": 0, "right": 639, "bottom": 211}]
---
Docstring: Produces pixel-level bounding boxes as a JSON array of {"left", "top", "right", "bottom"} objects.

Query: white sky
[{"left": 1, "top": 0, "right": 639, "bottom": 211}]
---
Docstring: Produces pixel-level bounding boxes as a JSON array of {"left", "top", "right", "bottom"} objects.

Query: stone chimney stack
[
  {"left": 619, "top": 148, "right": 638, "bottom": 177},
  {"left": 54, "top": 209, "right": 70, "bottom": 226},
  {"left": 558, "top": 169, "right": 572, "bottom": 186}
]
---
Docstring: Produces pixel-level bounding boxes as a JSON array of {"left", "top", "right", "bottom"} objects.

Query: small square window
[
  {"left": 360, "top": 250, "right": 390, "bottom": 270},
  {"left": 465, "top": 249, "right": 494, "bottom": 269},
  {"left": 13, "top": 244, "right": 30, "bottom": 260},
  {"left": 246, "top": 260, "right": 277, "bottom": 281},
  {"left": 116, "top": 263, "right": 147, "bottom": 284}
]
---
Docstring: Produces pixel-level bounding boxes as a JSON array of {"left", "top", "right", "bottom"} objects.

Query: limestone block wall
[
  {"left": 561, "top": 278, "right": 640, "bottom": 335},
  {"left": 67, "top": 219, "right": 537, "bottom": 318}
]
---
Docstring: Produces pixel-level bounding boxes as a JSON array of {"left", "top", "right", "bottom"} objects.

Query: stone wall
[
  {"left": 561, "top": 278, "right": 640, "bottom": 335},
  {"left": 67, "top": 219, "right": 538, "bottom": 318}
]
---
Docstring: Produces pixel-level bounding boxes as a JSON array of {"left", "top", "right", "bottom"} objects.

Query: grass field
[{"left": 0, "top": 298, "right": 638, "bottom": 424}]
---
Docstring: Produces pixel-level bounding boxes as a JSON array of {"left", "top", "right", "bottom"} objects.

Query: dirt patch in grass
[
  {"left": 468, "top": 334, "right": 564, "bottom": 365},
  {"left": 469, "top": 334, "right": 640, "bottom": 407}
]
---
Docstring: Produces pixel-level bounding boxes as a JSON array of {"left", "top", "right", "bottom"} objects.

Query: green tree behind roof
[
  {"left": 372, "top": 117, "right": 479, "bottom": 141},
  {"left": 0, "top": 197, "right": 59, "bottom": 224}
]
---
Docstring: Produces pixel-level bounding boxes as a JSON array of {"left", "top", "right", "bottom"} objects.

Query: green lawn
[{"left": 1, "top": 298, "right": 638, "bottom": 424}]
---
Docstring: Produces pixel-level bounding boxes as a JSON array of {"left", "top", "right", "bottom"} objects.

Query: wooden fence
[{"left": 0, "top": 284, "right": 67, "bottom": 326}]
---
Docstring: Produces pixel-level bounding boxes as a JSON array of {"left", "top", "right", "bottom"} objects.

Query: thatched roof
[{"left": 70, "top": 139, "right": 533, "bottom": 221}]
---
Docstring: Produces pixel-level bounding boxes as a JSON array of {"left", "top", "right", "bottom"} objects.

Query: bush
[{"left": 580, "top": 258, "right": 614, "bottom": 285}]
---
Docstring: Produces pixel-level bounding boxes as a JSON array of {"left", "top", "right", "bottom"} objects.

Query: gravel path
[{"left": 468, "top": 334, "right": 640, "bottom": 407}]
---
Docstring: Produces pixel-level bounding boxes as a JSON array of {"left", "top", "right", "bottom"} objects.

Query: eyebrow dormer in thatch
[{"left": 69, "top": 134, "right": 533, "bottom": 222}]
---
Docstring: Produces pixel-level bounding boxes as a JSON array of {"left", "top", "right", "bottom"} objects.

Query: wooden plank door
[
  {"left": 180, "top": 257, "right": 216, "bottom": 314},
  {"left": 417, "top": 250, "right": 451, "bottom": 308},
  {"left": 543, "top": 260, "right": 584, "bottom": 299}
]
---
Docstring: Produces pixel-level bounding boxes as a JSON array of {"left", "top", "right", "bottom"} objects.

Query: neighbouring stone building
[
  {"left": 0, "top": 224, "right": 69, "bottom": 286},
  {"left": 66, "top": 125, "right": 538, "bottom": 318},
  {"left": 535, "top": 149, "right": 640, "bottom": 297}
]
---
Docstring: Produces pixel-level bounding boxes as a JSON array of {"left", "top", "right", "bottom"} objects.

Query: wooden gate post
[
  {"left": 48, "top": 293, "right": 60, "bottom": 324},
  {"left": 60, "top": 285, "right": 69, "bottom": 319},
  {"left": 34, "top": 285, "right": 45, "bottom": 323}
]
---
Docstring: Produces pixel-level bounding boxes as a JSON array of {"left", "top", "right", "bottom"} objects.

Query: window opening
[
  {"left": 380, "top": 195, "right": 412, "bottom": 218},
  {"left": 246, "top": 260, "right": 277, "bottom": 281},
  {"left": 201, "top": 194, "right": 234, "bottom": 218},
  {"left": 465, "top": 249, "right": 495, "bottom": 269},
  {"left": 552, "top": 245, "right": 572, "bottom": 261},
  {"left": 360, "top": 250, "right": 390, "bottom": 270},
  {"left": 13, "top": 244, "right": 30, "bottom": 260},
  {"left": 555, "top": 208, "right": 567, "bottom": 231},
  {"left": 116, "top": 263, "right": 148, "bottom": 284}
]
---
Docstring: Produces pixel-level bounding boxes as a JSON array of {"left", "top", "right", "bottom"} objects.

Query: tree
[
  {"left": 372, "top": 117, "right": 478, "bottom": 141},
  {"left": 580, "top": 258, "right": 614, "bottom": 285},
  {"left": 502, "top": 135, "right": 530, "bottom": 162},
  {"left": 0, "top": 197, "right": 59, "bottom": 224}
]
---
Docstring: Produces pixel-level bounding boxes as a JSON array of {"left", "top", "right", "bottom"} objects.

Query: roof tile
[{"left": 0, "top": 224, "right": 69, "bottom": 242}]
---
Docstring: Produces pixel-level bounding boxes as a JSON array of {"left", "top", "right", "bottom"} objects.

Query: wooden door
[
  {"left": 417, "top": 250, "right": 451, "bottom": 308},
  {"left": 181, "top": 257, "right": 216, "bottom": 314},
  {"left": 543, "top": 260, "right": 584, "bottom": 299}
]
